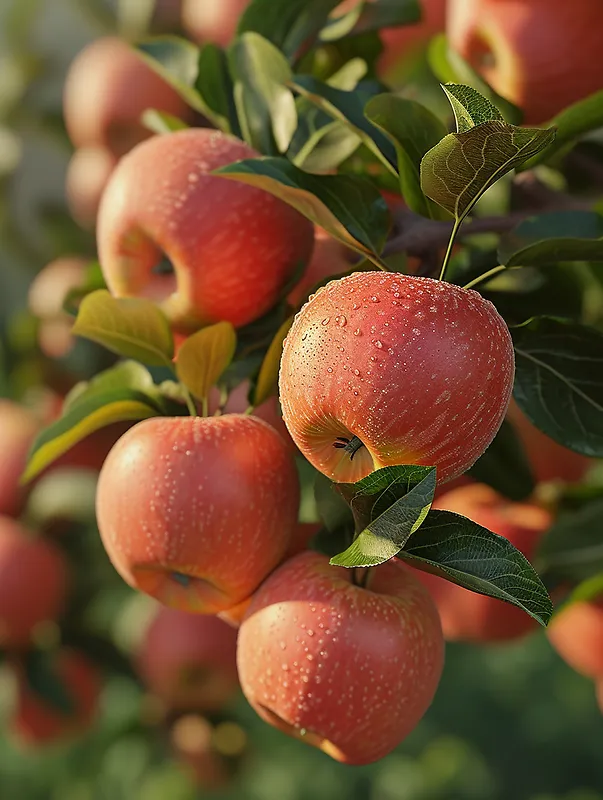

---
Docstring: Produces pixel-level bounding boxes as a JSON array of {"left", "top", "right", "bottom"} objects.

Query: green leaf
[
  {"left": 214, "top": 156, "right": 391, "bottom": 261},
  {"left": 135, "top": 36, "right": 206, "bottom": 114},
  {"left": 229, "top": 33, "right": 297, "bottom": 154},
  {"left": 141, "top": 109, "right": 188, "bottom": 135},
  {"left": 175, "top": 322, "right": 237, "bottom": 402},
  {"left": 499, "top": 211, "right": 603, "bottom": 267},
  {"left": 523, "top": 89, "right": 603, "bottom": 169},
  {"left": 72, "top": 290, "right": 174, "bottom": 367},
  {"left": 63, "top": 361, "right": 159, "bottom": 412},
  {"left": 421, "top": 121, "right": 556, "bottom": 223},
  {"left": 468, "top": 419, "right": 535, "bottom": 502},
  {"left": 320, "top": 0, "right": 420, "bottom": 41},
  {"left": 566, "top": 572, "right": 603, "bottom": 606},
  {"left": 364, "top": 93, "right": 448, "bottom": 219},
  {"left": 252, "top": 316, "right": 293, "bottom": 407},
  {"left": 536, "top": 499, "right": 603, "bottom": 583},
  {"left": 236, "top": 0, "right": 341, "bottom": 61},
  {"left": 428, "top": 34, "right": 522, "bottom": 125},
  {"left": 399, "top": 510, "right": 553, "bottom": 627},
  {"left": 196, "top": 43, "right": 240, "bottom": 135},
  {"left": 291, "top": 76, "right": 398, "bottom": 174},
  {"left": 22, "top": 388, "right": 163, "bottom": 483},
  {"left": 442, "top": 83, "right": 504, "bottom": 133},
  {"left": 314, "top": 472, "right": 354, "bottom": 533},
  {"left": 330, "top": 465, "right": 436, "bottom": 567},
  {"left": 512, "top": 317, "right": 603, "bottom": 457},
  {"left": 24, "top": 651, "right": 76, "bottom": 716}
]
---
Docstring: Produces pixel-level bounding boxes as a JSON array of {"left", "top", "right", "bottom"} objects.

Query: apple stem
[
  {"left": 181, "top": 386, "right": 198, "bottom": 417},
  {"left": 333, "top": 435, "right": 365, "bottom": 461},
  {"left": 462, "top": 264, "right": 507, "bottom": 291},
  {"left": 438, "top": 217, "right": 462, "bottom": 281},
  {"left": 352, "top": 567, "right": 370, "bottom": 588}
]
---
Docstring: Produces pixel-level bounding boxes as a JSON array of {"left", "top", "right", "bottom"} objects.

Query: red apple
[
  {"left": 97, "top": 128, "right": 314, "bottom": 331},
  {"left": 447, "top": 0, "right": 603, "bottom": 124},
  {"left": 10, "top": 649, "right": 100, "bottom": 746},
  {"left": 279, "top": 272, "right": 514, "bottom": 483},
  {"left": 28, "top": 257, "right": 88, "bottom": 359},
  {"left": 208, "top": 381, "right": 295, "bottom": 451},
  {"left": 63, "top": 36, "right": 189, "bottom": 157},
  {"left": 547, "top": 600, "right": 603, "bottom": 679},
  {"left": 66, "top": 146, "right": 116, "bottom": 229},
  {"left": 218, "top": 522, "right": 322, "bottom": 629},
  {"left": 237, "top": 551, "right": 444, "bottom": 765},
  {"left": 287, "top": 227, "right": 355, "bottom": 308},
  {"left": 0, "top": 401, "right": 40, "bottom": 517},
  {"left": 507, "top": 400, "right": 592, "bottom": 485},
  {"left": 181, "top": 0, "right": 249, "bottom": 46},
  {"left": 334, "top": 0, "right": 446, "bottom": 78},
  {"left": 137, "top": 606, "right": 238, "bottom": 711},
  {"left": 96, "top": 414, "right": 300, "bottom": 613},
  {"left": 416, "top": 483, "right": 551, "bottom": 642},
  {"left": 0, "top": 517, "right": 68, "bottom": 648}
]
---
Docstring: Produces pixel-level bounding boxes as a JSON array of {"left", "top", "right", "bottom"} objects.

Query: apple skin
[
  {"left": 447, "top": 0, "right": 603, "bottom": 124},
  {"left": 63, "top": 37, "right": 189, "bottom": 157},
  {"left": 379, "top": 0, "right": 447, "bottom": 75},
  {"left": 218, "top": 522, "right": 322, "bottom": 629},
  {"left": 181, "top": 0, "right": 249, "bottom": 45},
  {"left": 96, "top": 414, "right": 300, "bottom": 614},
  {"left": 547, "top": 601, "right": 603, "bottom": 679},
  {"left": 137, "top": 606, "right": 239, "bottom": 711},
  {"left": 237, "top": 551, "right": 443, "bottom": 765},
  {"left": 10, "top": 649, "right": 100, "bottom": 746},
  {"left": 0, "top": 517, "right": 68, "bottom": 648},
  {"left": 28, "top": 257, "right": 88, "bottom": 359},
  {"left": 66, "top": 146, "right": 116, "bottom": 229},
  {"left": 415, "top": 483, "right": 551, "bottom": 642},
  {"left": 97, "top": 128, "right": 314, "bottom": 331},
  {"left": 287, "top": 227, "right": 355, "bottom": 309},
  {"left": 507, "top": 400, "right": 591, "bottom": 485},
  {"left": 0, "top": 401, "right": 40, "bottom": 517},
  {"left": 279, "top": 272, "right": 514, "bottom": 484}
]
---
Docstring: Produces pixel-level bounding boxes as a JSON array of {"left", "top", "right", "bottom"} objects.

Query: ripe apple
[
  {"left": 334, "top": 0, "right": 446, "bottom": 78},
  {"left": 415, "top": 483, "right": 551, "bottom": 642},
  {"left": 0, "top": 517, "right": 68, "bottom": 648},
  {"left": 66, "top": 146, "right": 116, "bottom": 229},
  {"left": 279, "top": 271, "right": 514, "bottom": 484},
  {"left": 96, "top": 414, "right": 300, "bottom": 614},
  {"left": 181, "top": 0, "right": 249, "bottom": 45},
  {"left": 507, "top": 400, "right": 592, "bottom": 485},
  {"left": 0, "top": 401, "right": 40, "bottom": 517},
  {"left": 137, "top": 606, "right": 239, "bottom": 710},
  {"left": 28, "top": 257, "right": 87, "bottom": 359},
  {"left": 447, "top": 0, "right": 603, "bottom": 124},
  {"left": 63, "top": 36, "right": 189, "bottom": 157},
  {"left": 547, "top": 600, "right": 603, "bottom": 679},
  {"left": 208, "top": 380, "right": 295, "bottom": 454},
  {"left": 97, "top": 128, "right": 314, "bottom": 331},
  {"left": 218, "top": 522, "right": 322, "bottom": 629},
  {"left": 10, "top": 649, "right": 100, "bottom": 746},
  {"left": 287, "top": 227, "right": 355, "bottom": 308},
  {"left": 237, "top": 551, "right": 443, "bottom": 765}
]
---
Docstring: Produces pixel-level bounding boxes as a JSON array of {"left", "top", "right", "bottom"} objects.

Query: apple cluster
[{"left": 13, "top": 0, "right": 603, "bottom": 773}]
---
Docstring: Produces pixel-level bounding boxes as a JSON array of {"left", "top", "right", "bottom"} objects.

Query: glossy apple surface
[
  {"left": 237, "top": 551, "right": 444, "bottom": 765},
  {"left": 96, "top": 414, "right": 300, "bottom": 613},
  {"left": 279, "top": 272, "right": 514, "bottom": 483},
  {"left": 98, "top": 129, "right": 314, "bottom": 331}
]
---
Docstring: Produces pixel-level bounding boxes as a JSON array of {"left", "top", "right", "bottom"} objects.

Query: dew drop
[
  {"left": 337, "top": 315, "right": 347, "bottom": 327},
  {"left": 321, "top": 317, "right": 330, "bottom": 326},
  {"left": 373, "top": 340, "right": 383, "bottom": 349}
]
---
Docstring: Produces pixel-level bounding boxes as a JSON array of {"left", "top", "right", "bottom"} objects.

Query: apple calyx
[{"left": 332, "top": 435, "right": 365, "bottom": 461}]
